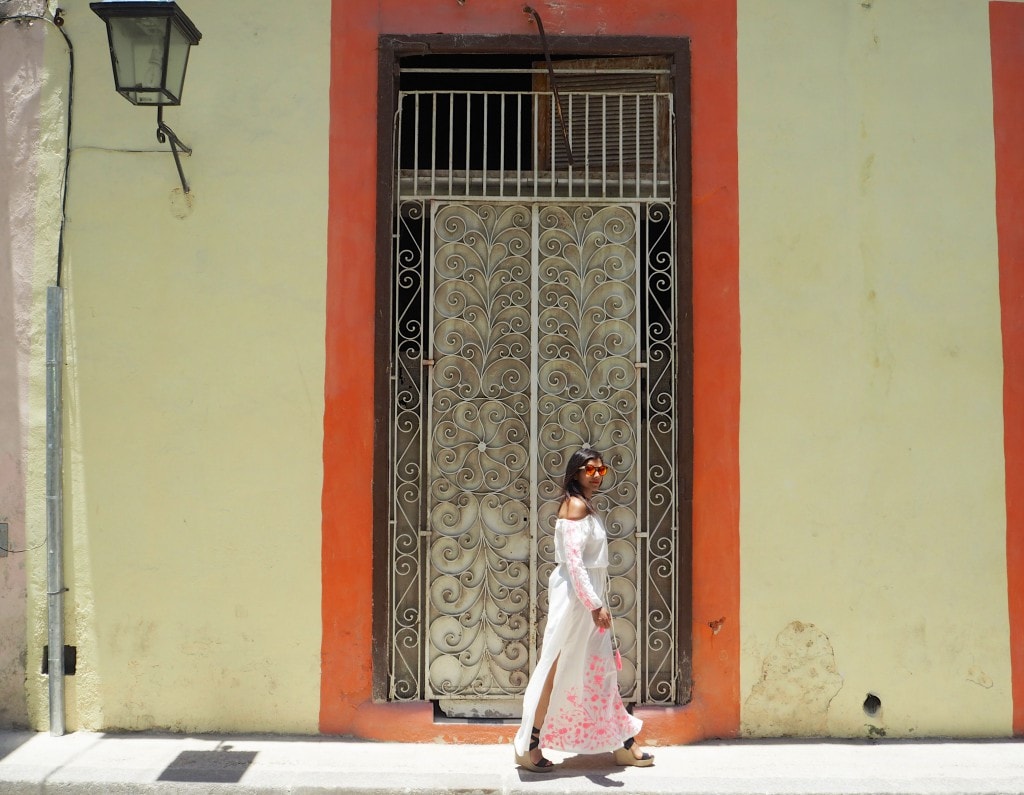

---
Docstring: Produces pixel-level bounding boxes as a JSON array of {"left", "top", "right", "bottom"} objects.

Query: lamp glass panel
[
  {"left": 108, "top": 15, "right": 172, "bottom": 104},
  {"left": 164, "top": 23, "right": 193, "bottom": 104}
]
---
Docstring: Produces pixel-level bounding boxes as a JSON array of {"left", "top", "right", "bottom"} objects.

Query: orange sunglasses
[{"left": 579, "top": 464, "right": 609, "bottom": 477}]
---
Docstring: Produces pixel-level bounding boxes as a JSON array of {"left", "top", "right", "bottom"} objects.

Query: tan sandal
[
  {"left": 613, "top": 737, "right": 654, "bottom": 767},
  {"left": 514, "top": 726, "right": 556, "bottom": 773}
]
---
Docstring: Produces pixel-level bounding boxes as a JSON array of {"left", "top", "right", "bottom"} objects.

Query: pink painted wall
[{"left": 0, "top": 16, "right": 45, "bottom": 728}]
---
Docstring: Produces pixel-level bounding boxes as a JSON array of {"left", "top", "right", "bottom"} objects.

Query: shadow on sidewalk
[
  {"left": 158, "top": 748, "right": 258, "bottom": 784},
  {"left": 516, "top": 752, "right": 631, "bottom": 786},
  {"left": 0, "top": 731, "right": 34, "bottom": 764}
]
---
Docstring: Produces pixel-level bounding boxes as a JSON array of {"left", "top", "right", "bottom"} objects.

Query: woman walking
[{"left": 513, "top": 447, "right": 654, "bottom": 772}]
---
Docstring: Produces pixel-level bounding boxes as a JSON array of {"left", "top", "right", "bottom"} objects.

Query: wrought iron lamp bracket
[{"left": 156, "top": 106, "right": 192, "bottom": 194}]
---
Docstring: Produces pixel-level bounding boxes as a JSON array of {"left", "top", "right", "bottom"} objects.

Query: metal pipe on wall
[{"left": 45, "top": 285, "right": 65, "bottom": 736}]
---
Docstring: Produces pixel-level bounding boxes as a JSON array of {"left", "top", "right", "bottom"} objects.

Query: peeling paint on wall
[
  {"left": 967, "top": 665, "right": 994, "bottom": 690},
  {"left": 743, "top": 621, "right": 843, "bottom": 736}
]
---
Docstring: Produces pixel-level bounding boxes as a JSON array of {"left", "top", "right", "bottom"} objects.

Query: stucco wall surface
[
  {"left": 0, "top": 9, "right": 47, "bottom": 730},
  {"left": 24, "top": 0, "right": 330, "bottom": 733},
  {"left": 1, "top": 0, "right": 68, "bottom": 730},
  {"left": 738, "top": 0, "right": 1011, "bottom": 737},
  {"left": 8, "top": 0, "right": 1019, "bottom": 739}
]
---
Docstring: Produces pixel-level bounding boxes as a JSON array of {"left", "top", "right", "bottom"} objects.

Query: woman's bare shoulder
[{"left": 557, "top": 496, "right": 590, "bottom": 521}]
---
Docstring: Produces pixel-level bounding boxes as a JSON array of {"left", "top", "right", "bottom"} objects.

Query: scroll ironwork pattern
[
  {"left": 389, "top": 199, "right": 428, "bottom": 700},
  {"left": 390, "top": 201, "right": 678, "bottom": 706},
  {"left": 426, "top": 203, "right": 533, "bottom": 698},
  {"left": 535, "top": 204, "right": 642, "bottom": 699},
  {"left": 388, "top": 80, "right": 680, "bottom": 709},
  {"left": 641, "top": 201, "right": 678, "bottom": 703}
]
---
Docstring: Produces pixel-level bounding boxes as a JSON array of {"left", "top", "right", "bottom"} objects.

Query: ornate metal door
[
  {"left": 386, "top": 83, "right": 680, "bottom": 712},
  {"left": 426, "top": 201, "right": 642, "bottom": 707}
]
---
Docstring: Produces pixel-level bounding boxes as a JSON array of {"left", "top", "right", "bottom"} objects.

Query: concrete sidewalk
[{"left": 1, "top": 730, "right": 1024, "bottom": 794}]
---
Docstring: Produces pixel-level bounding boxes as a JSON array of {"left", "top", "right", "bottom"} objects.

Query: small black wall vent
[{"left": 41, "top": 645, "right": 77, "bottom": 676}]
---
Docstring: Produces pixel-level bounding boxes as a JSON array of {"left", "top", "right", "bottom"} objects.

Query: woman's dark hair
[{"left": 561, "top": 447, "right": 603, "bottom": 512}]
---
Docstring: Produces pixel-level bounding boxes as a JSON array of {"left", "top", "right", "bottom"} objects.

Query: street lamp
[{"left": 90, "top": 1, "right": 202, "bottom": 193}]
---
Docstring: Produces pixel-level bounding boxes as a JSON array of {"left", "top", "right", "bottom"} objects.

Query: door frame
[{"left": 371, "top": 33, "right": 694, "bottom": 705}]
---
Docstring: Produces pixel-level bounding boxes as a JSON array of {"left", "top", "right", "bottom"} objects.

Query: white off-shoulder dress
[{"left": 513, "top": 512, "right": 642, "bottom": 756}]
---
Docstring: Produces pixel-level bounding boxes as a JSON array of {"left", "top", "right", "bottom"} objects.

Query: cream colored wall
[
  {"left": 25, "top": 0, "right": 330, "bottom": 732},
  {"left": 19, "top": 0, "right": 1016, "bottom": 739},
  {"left": 738, "top": 0, "right": 1010, "bottom": 737}
]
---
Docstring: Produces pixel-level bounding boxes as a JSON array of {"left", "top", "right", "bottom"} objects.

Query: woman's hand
[{"left": 591, "top": 606, "right": 611, "bottom": 630}]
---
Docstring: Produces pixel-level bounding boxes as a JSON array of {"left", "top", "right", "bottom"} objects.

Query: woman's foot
[
  {"left": 613, "top": 737, "right": 654, "bottom": 767},
  {"left": 514, "top": 726, "right": 556, "bottom": 773},
  {"left": 514, "top": 748, "right": 555, "bottom": 773}
]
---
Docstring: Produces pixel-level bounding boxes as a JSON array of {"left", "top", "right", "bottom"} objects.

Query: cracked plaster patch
[
  {"left": 967, "top": 665, "right": 993, "bottom": 689},
  {"left": 743, "top": 620, "right": 843, "bottom": 736}
]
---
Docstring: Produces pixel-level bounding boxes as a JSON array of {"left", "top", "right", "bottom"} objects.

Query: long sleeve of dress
[{"left": 559, "top": 518, "right": 603, "bottom": 611}]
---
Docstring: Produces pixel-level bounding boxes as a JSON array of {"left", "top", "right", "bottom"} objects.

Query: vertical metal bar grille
[
  {"left": 397, "top": 90, "right": 672, "bottom": 202},
  {"left": 388, "top": 81, "right": 678, "bottom": 708}
]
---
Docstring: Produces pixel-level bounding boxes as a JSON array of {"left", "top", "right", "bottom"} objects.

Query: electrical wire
[
  {"left": 1, "top": 538, "right": 47, "bottom": 555},
  {"left": 0, "top": 7, "right": 74, "bottom": 286}
]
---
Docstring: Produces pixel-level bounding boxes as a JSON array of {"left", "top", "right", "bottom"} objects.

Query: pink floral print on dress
[{"left": 541, "top": 654, "right": 641, "bottom": 753}]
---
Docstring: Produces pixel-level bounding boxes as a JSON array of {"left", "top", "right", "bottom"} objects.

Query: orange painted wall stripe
[
  {"left": 321, "top": 0, "right": 379, "bottom": 733},
  {"left": 991, "top": 0, "right": 1024, "bottom": 737},
  {"left": 322, "top": 0, "right": 740, "bottom": 741}
]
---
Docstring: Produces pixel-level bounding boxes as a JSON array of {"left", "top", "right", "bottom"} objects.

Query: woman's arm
[
  {"left": 559, "top": 509, "right": 603, "bottom": 612},
  {"left": 558, "top": 498, "right": 611, "bottom": 630}
]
